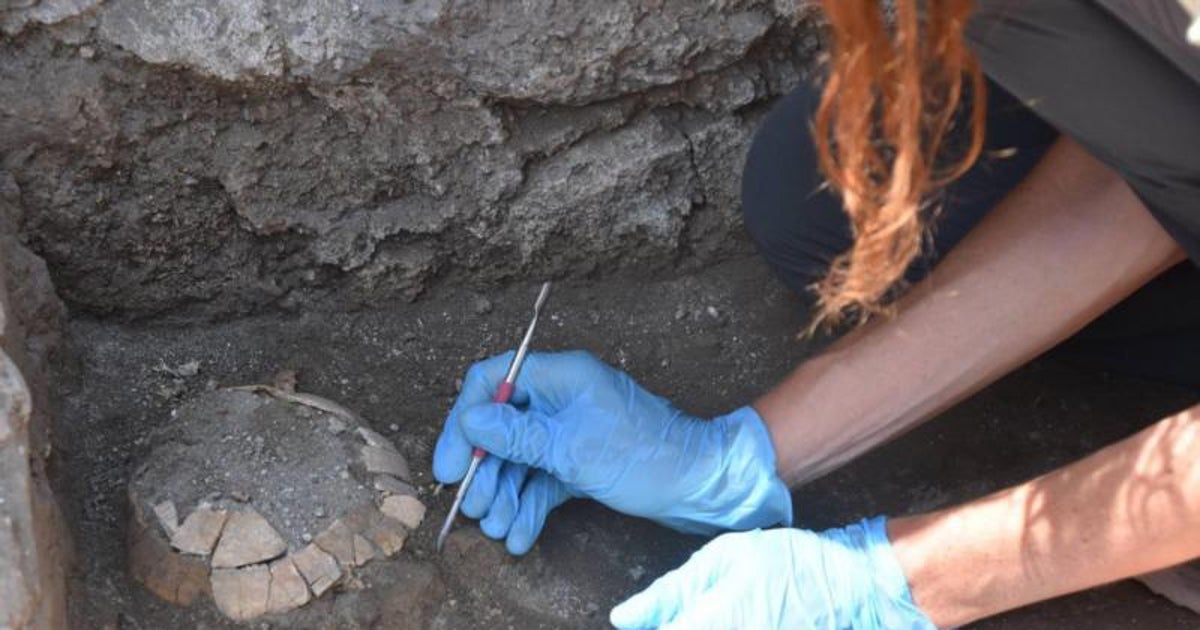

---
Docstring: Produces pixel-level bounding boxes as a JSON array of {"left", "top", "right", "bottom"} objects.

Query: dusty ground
[{"left": 52, "top": 255, "right": 1199, "bottom": 629}]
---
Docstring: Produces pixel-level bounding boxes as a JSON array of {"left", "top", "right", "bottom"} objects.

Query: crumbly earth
[{"left": 52, "top": 256, "right": 1199, "bottom": 629}]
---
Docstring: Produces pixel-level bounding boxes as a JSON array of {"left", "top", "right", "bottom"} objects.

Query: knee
[{"left": 741, "top": 82, "right": 847, "bottom": 294}]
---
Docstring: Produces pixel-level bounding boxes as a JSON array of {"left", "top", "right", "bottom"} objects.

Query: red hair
[{"left": 812, "top": 0, "right": 985, "bottom": 327}]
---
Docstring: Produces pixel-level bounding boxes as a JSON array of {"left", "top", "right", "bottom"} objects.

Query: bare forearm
[
  {"left": 890, "top": 404, "right": 1200, "bottom": 627},
  {"left": 755, "top": 137, "right": 1183, "bottom": 484}
]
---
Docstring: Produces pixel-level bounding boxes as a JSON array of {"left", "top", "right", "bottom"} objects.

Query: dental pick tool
[{"left": 436, "top": 281, "right": 552, "bottom": 552}]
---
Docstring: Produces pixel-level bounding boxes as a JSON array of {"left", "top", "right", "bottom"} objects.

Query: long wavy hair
[{"left": 812, "top": 0, "right": 985, "bottom": 327}]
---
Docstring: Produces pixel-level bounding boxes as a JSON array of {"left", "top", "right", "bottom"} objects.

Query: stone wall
[
  {"left": 0, "top": 187, "right": 68, "bottom": 629},
  {"left": 1, "top": 0, "right": 818, "bottom": 319}
]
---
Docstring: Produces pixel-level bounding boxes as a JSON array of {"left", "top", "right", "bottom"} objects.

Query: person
[{"left": 434, "top": 1, "right": 1200, "bottom": 627}]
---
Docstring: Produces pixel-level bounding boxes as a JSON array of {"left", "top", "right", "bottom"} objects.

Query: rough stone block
[{"left": 0, "top": 195, "right": 68, "bottom": 630}]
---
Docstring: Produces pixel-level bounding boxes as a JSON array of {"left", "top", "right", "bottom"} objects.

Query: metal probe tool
[{"left": 436, "top": 281, "right": 552, "bottom": 553}]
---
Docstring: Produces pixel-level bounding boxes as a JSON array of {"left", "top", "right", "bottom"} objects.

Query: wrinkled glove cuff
[
  {"left": 859, "top": 516, "right": 939, "bottom": 630},
  {"left": 712, "top": 406, "right": 795, "bottom": 531}
]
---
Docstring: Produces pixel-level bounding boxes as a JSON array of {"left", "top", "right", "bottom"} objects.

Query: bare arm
[
  {"left": 754, "top": 136, "right": 1184, "bottom": 484},
  {"left": 890, "top": 404, "right": 1200, "bottom": 627}
]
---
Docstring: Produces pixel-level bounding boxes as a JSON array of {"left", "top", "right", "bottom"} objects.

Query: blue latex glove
[
  {"left": 433, "top": 350, "right": 793, "bottom": 554},
  {"left": 610, "top": 517, "right": 936, "bottom": 630}
]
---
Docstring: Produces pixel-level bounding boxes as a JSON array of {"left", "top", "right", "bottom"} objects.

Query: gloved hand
[
  {"left": 610, "top": 517, "right": 936, "bottom": 630},
  {"left": 433, "top": 350, "right": 792, "bottom": 554}
]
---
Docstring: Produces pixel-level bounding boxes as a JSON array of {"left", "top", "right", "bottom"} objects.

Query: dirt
[
  {"left": 51, "top": 255, "right": 1199, "bottom": 629},
  {"left": 129, "top": 389, "right": 382, "bottom": 549}
]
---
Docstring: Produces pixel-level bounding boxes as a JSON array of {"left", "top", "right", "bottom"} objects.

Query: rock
[
  {"left": 211, "top": 509, "right": 288, "bottom": 568},
  {"left": 291, "top": 543, "right": 342, "bottom": 597},
  {"left": 0, "top": 195, "right": 68, "bottom": 630},
  {"left": 361, "top": 445, "right": 411, "bottom": 481},
  {"left": 380, "top": 496, "right": 426, "bottom": 531},
  {"left": 211, "top": 565, "right": 271, "bottom": 621},
  {"left": 265, "top": 556, "right": 311, "bottom": 614},
  {"left": 2, "top": 0, "right": 102, "bottom": 35},
  {"left": 170, "top": 507, "right": 228, "bottom": 556},
  {"left": 2, "top": 0, "right": 813, "bottom": 320},
  {"left": 128, "top": 522, "right": 210, "bottom": 606},
  {"left": 373, "top": 476, "right": 419, "bottom": 498}
]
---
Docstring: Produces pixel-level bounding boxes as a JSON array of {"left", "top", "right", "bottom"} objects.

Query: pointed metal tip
[
  {"left": 435, "top": 509, "right": 455, "bottom": 553},
  {"left": 533, "top": 281, "right": 552, "bottom": 312}
]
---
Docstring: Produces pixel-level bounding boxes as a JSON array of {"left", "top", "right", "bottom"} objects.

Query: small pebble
[
  {"left": 388, "top": 423, "right": 399, "bottom": 432},
  {"left": 302, "top": 532, "right": 313, "bottom": 543}
]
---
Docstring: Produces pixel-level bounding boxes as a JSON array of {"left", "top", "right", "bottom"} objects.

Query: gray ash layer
[{"left": 130, "top": 389, "right": 379, "bottom": 547}]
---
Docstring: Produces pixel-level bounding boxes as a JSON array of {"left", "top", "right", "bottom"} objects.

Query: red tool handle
[{"left": 471, "top": 381, "right": 516, "bottom": 458}]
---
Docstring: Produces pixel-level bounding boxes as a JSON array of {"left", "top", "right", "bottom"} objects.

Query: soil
[{"left": 52, "top": 255, "right": 1199, "bottom": 629}]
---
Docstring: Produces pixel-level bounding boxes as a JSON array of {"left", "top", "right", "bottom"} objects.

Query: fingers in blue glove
[
  {"left": 505, "top": 470, "right": 572, "bottom": 555},
  {"left": 433, "top": 351, "right": 526, "bottom": 483},
  {"left": 609, "top": 538, "right": 730, "bottom": 629},
  {"left": 657, "top": 593, "right": 740, "bottom": 630},
  {"left": 460, "top": 455, "right": 503, "bottom": 518},
  {"left": 480, "top": 462, "right": 527, "bottom": 539},
  {"left": 459, "top": 402, "right": 558, "bottom": 475}
]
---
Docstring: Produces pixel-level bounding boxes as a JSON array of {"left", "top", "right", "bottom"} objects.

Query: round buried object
[{"left": 127, "top": 387, "right": 425, "bottom": 621}]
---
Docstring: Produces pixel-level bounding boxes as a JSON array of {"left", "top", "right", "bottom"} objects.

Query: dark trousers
[{"left": 740, "top": 78, "right": 1200, "bottom": 390}]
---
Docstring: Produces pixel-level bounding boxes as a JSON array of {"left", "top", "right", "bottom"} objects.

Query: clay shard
[
  {"left": 211, "top": 565, "right": 271, "bottom": 621},
  {"left": 380, "top": 495, "right": 426, "bottom": 531},
  {"left": 211, "top": 509, "right": 287, "bottom": 568},
  {"left": 352, "top": 533, "right": 377, "bottom": 566},
  {"left": 373, "top": 475, "right": 419, "bottom": 497},
  {"left": 266, "top": 556, "right": 311, "bottom": 614},
  {"left": 344, "top": 504, "right": 408, "bottom": 557},
  {"left": 291, "top": 543, "right": 342, "bottom": 597},
  {"left": 153, "top": 500, "right": 179, "bottom": 537},
  {"left": 129, "top": 521, "right": 210, "bottom": 606},
  {"left": 313, "top": 519, "right": 357, "bottom": 567},
  {"left": 356, "top": 426, "right": 397, "bottom": 451},
  {"left": 361, "top": 444, "right": 411, "bottom": 480},
  {"left": 170, "top": 507, "right": 228, "bottom": 556}
]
